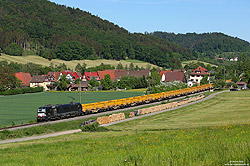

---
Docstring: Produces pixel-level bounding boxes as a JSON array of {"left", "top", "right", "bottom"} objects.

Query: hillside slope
[
  {"left": 0, "top": 54, "right": 159, "bottom": 70},
  {"left": 0, "top": 0, "right": 194, "bottom": 68},
  {"left": 152, "top": 32, "right": 250, "bottom": 56}
]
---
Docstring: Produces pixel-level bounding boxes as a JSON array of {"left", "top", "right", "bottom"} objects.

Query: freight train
[{"left": 37, "top": 84, "right": 213, "bottom": 122}]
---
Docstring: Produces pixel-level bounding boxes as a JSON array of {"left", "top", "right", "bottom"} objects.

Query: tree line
[
  {"left": 152, "top": 32, "right": 250, "bottom": 59},
  {"left": 0, "top": 0, "right": 194, "bottom": 68}
]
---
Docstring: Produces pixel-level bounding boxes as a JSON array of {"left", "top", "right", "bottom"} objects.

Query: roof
[
  {"left": 84, "top": 72, "right": 100, "bottom": 81},
  {"left": 15, "top": 72, "right": 32, "bottom": 86},
  {"left": 236, "top": 81, "right": 246, "bottom": 85},
  {"left": 114, "top": 70, "right": 150, "bottom": 80},
  {"left": 98, "top": 70, "right": 116, "bottom": 80},
  {"left": 30, "top": 75, "right": 47, "bottom": 83},
  {"left": 159, "top": 70, "right": 172, "bottom": 76},
  {"left": 48, "top": 72, "right": 61, "bottom": 81},
  {"left": 173, "top": 69, "right": 186, "bottom": 72},
  {"left": 165, "top": 72, "right": 186, "bottom": 83},
  {"left": 67, "top": 82, "right": 88, "bottom": 88},
  {"left": 190, "top": 66, "right": 209, "bottom": 75},
  {"left": 61, "top": 70, "right": 80, "bottom": 80}
]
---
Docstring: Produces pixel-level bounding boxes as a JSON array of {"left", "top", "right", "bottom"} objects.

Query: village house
[
  {"left": 97, "top": 70, "right": 116, "bottom": 80},
  {"left": 160, "top": 71, "right": 186, "bottom": 83},
  {"left": 60, "top": 70, "right": 81, "bottom": 82},
  {"left": 15, "top": 72, "right": 32, "bottom": 87},
  {"left": 160, "top": 70, "right": 186, "bottom": 83},
  {"left": 165, "top": 72, "right": 186, "bottom": 83},
  {"left": 236, "top": 81, "right": 247, "bottom": 89},
  {"left": 83, "top": 72, "right": 100, "bottom": 81},
  {"left": 30, "top": 75, "right": 51, "bottom": 91},
  {"left": 47, "top": 72, "right": 61, "bottom": 82},
  {"left": 189, "top": 66, "right": 210, "bottom": 85},
  {"left": 159, "top": 71, "right": 172, "bottom": 82}
]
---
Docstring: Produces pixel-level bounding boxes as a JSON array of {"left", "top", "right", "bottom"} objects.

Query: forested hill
[
  {"left": 0, "top": 0, "right": 194, "bottom": 68},
  {"left": 152, "top": 32, "right": 250, "bottom": 55}
]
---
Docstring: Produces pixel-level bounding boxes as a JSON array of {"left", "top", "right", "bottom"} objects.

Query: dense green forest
[
  {"left": 151, "top": 32, "right": 250, "bottom": 58},
  {"left": 0, "top": 0, "right": 195, "bottom": 68}
]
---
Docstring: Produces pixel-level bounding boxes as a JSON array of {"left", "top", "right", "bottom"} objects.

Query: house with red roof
[
  {"left": 236, "top": 81, "right": 247, "bottom": 89},
  {"left": 83, "top": 72, "right": 100, "bottom": 81},
  {"left": 15, "top": 72, "right": 32, "bottom": 87},
  {"left": 189, "top": 66, "right": 210, "bottom": 84},
  {"left": 98, "top": 70, "right": 116, "bottom": 80},
  {"left": 47, "top": 72, "right": 61, "bottom": 82},
  {"left": 163, "top": 72, "right": 186, "bottom": 83},
  {"left": 159, "top": 70, "right": 172, "bottom": 82},
  {"left": 60, "top": 70, "right": 81, "bottom": 82}
]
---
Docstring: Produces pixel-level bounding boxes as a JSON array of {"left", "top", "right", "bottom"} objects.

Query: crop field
[
  {"left": 0, "top": 91, "right": 144, "bottom": 127},
  {"left": 0, "top": 54, "right": 159, "bottom": 70}
]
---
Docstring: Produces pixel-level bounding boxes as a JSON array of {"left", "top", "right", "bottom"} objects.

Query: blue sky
[{"left": 50, "top": 0, "right": 250, "bottom": 42}]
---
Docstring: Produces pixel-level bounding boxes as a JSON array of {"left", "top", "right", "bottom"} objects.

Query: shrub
[
  {"left": 80, "top": 123, "right": 109, "bottom": 132},
  {"left": 5, "top": 43, "right": 23, "bottom": 56}
]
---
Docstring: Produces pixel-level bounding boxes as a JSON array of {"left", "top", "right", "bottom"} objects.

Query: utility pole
[
  {"left": 79, "top": 80, "right": 81, "bottom": 104},
  {"left": 223, "top": 68, "right": 226, "bottom": 81}
]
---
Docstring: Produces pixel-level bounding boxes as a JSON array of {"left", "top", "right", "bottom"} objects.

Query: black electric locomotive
[{"left": 37, "top": 103, "right": 82, "bottom": 122}]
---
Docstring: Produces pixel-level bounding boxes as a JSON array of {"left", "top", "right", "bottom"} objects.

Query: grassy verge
[{"left": 1, "top": 124, "right": 250, "bottom": 165}]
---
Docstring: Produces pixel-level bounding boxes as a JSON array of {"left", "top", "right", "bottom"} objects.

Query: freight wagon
[{"left": 37, "top": 84, "right": 213, "bottom": 122}]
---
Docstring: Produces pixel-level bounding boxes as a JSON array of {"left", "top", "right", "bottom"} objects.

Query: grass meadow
[
  {"left": 0, "top": 54, "right": 159, "bottom": 70},
  {"left": 1, "top": 124, "right": 250, "bottom": 165},
  {"left": 181, "top": 60, "right": 218, "bottom": 67},
  {"left": 1, "top": 91, "right": 250, "bottom": 165},
  {"left": 0, "top": 91, "right": 144, "bottom": 127},
  {"left": 108, "top": 91, "right": 250, "bottom": 131}
]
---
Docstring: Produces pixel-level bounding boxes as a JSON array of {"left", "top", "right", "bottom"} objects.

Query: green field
[
  {"left": 0, "top": 91, "right": 144, "bottom": 127},
  {"left": 0, "top": 54, "right": 159, "bottom": 70},
  {"left": 0, "top": 124, "right": 250, "bottom": 165},
  {"left": 181, "top": 60, "right": 218, "bottom": 67},
  {"left": 1, "top": 91, "right": 250, "bottom": 165}
]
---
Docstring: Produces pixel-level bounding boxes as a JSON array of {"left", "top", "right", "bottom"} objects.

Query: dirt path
[
  {"left": 0, "top": 90, "right": 227, "bottom": 144},
  {"left": 0, "top": 129, "right": 82, "bottom": 144}
]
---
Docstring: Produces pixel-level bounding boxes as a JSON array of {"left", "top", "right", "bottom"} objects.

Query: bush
[
  {"left": 80, "top": 123, "right": 109, "bottom": 132},
  {"left": 5, "top": 43, "right": 23, "bottom": 56}
]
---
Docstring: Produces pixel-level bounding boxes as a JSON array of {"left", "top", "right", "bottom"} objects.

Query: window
[{"left": 196, "top": 79, "right": 198, "bottom": 82}]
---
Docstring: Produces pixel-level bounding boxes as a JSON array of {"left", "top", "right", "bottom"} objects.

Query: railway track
[{"left": 0, "top": 90, "right": 210, "bottom": 132}]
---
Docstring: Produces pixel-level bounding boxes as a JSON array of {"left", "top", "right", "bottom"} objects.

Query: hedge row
[{"left": 0, "top": 87, "right": 43, "bottom": 95}]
